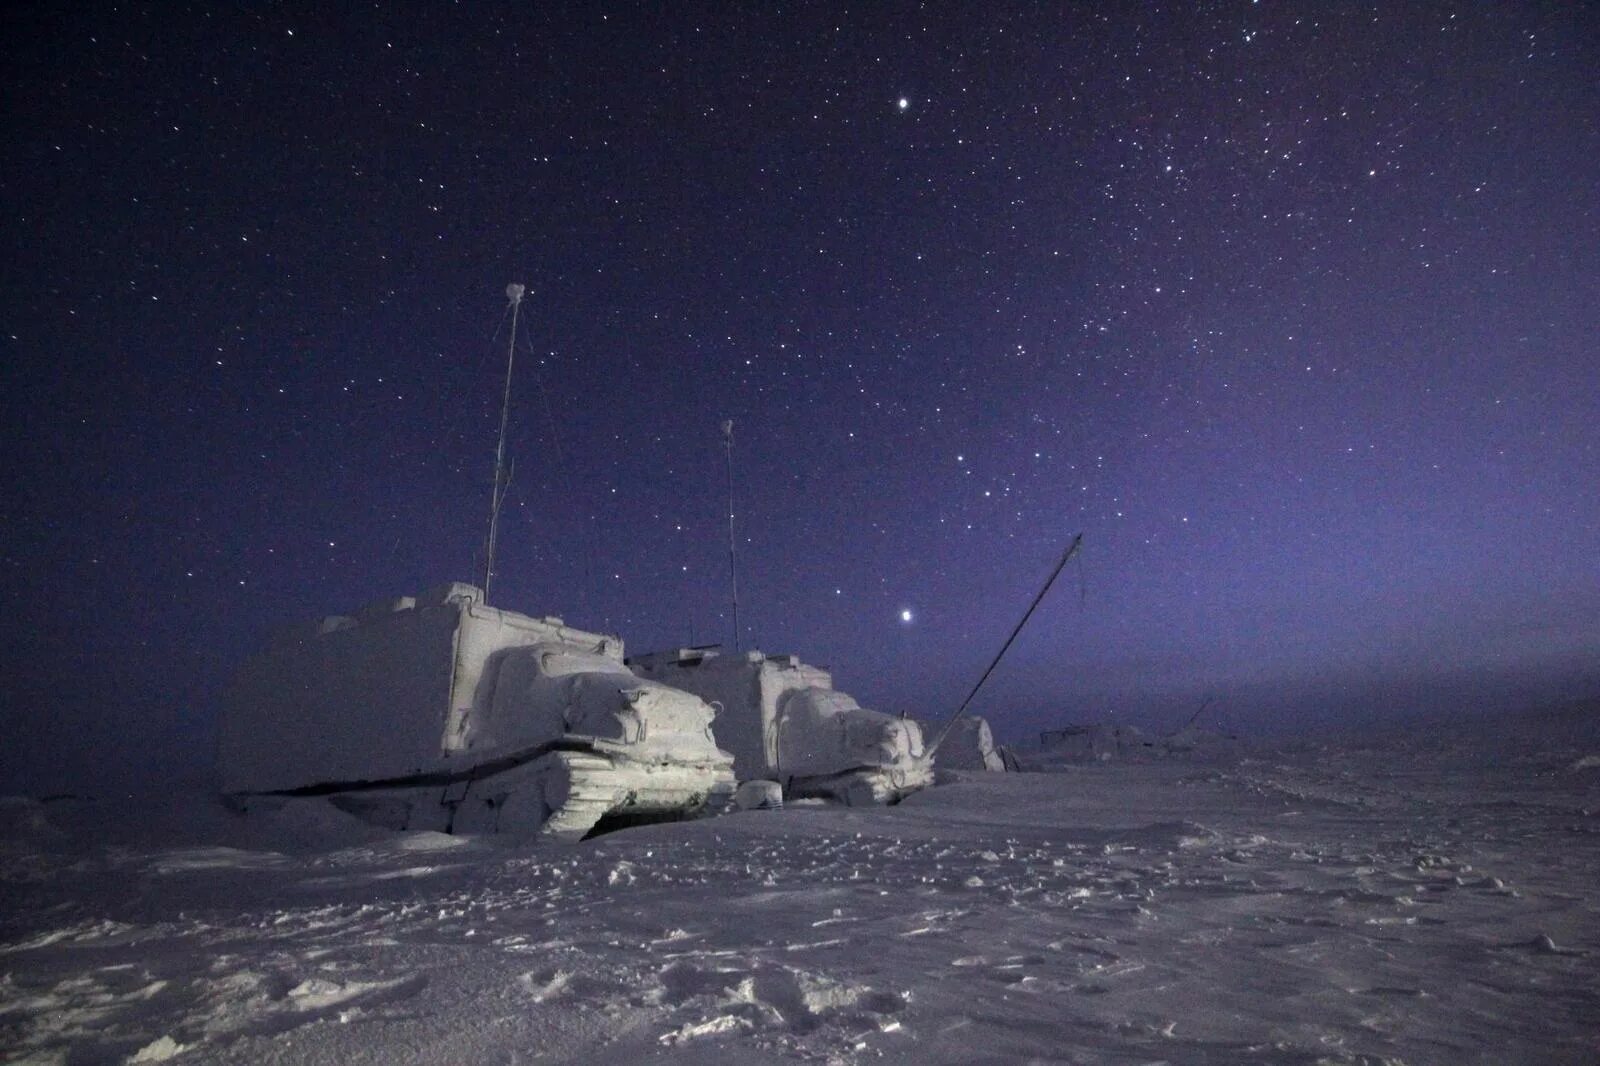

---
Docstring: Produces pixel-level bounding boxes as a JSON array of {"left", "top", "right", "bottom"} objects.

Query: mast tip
[{"left": 506, "top": 283, "right": 526, "bottom": 303}]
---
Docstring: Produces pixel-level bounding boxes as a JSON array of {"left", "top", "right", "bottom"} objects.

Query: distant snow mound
[
  {"left": 238, "top": 797, "right": 395, "bottom": 849},
  {"left": 0, "top": 796, "right": 63, "bottom": 841},
  {"left": 394, "top": 830, "right": 471, "bottom": 852},
  {"left": 1019, "top": 723, "right": 1238, "bottom": 769}
]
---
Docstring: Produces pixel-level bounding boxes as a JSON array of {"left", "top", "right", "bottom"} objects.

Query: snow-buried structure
[{"left": 218, "top": 584, "right": 736, "bottom": 840}]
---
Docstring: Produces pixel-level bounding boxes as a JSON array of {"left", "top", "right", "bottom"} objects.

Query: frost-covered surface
[{"left": 3, "top": 733, "right": 1598, "bottom": 1064}]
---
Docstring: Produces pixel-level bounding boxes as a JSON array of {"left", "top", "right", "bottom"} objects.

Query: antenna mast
[
  {"left": 926, "top": 532, "right": 1083, "bottom": 757},
  {"left": 483, "top": 282, "right": 525, "bottom": 601},
  {"left": 1180, "top": 694, "right": 1217, "bottom": 732},
  {"left": 722, "top": 419, "right": 741, "bottom": 651}
]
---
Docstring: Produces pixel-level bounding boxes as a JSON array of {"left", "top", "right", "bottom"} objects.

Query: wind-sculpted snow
[{"left": 1, "top": 737, "right": 1596, "bottom": 1063}]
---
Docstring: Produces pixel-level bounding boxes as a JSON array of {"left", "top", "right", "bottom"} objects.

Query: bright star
[
  {"left": 897, "top": 97, "right": 909, "bottom": 111},
  {"left": 899, "top": 608, "right": 914, "bottom": 623}
]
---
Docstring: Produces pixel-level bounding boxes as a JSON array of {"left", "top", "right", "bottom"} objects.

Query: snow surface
[{"left": 3, "top": 731, "right": 1598, "bottom": 1064}]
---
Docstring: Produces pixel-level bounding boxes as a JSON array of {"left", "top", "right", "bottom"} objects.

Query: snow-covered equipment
[
  {"left": 628, "top": 647, "right": 932, "bottom": 804},
  {"left": 1022, "top": 721, "right": 1237, "bottom": 767},
  {"left": 928, "top": 715, "right": 1007, "bottom": 771},
  {"left": 733, "top": 779, "right": 784, "bottom": 811},
  {"left": 218, "top": 583, "right": 736, "bottom": 840},
  {"left": 1038, "top": 723, "right": 1155, "bottom": 763}
]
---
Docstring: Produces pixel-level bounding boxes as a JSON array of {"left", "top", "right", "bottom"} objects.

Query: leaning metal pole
[
  {"left": 926, "top": 532, "right": 1084, "bottom": 757},
  {"left": 484, "top": 282, "right": 525, "bottom": 601},
  {"left": 722, "top": 419, "right": 741, "bottom": 651}
]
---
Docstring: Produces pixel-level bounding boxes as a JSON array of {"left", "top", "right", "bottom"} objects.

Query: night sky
[{"left": 4, "top": 3, "right": 1596, "bottom": 795}]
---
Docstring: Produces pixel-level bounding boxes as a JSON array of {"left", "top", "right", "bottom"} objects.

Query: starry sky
[{"left": 3, "top": 3, "right": 1597, "bottom": 794}]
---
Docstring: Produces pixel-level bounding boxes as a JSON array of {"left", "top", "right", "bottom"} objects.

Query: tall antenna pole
[
  {"left": 484, "top": 282, "right": 525, "bottom": 601},
  {"left": 1181, "top": 694, "right": 1217, "bottom": 731},
  {"left": 722, "top": 419, "right": 741, "bottom": 651},
  {"left": 926, "top": 533, "right": 1083, "bottom": 757}
]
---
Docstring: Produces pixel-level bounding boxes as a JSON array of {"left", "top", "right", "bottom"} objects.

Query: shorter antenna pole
[
  {"left": 927, "top": 533, "right": 1083, "bottom": 757},
  {"left": 1181, "top": 694, "right": 1217, "bottom": 732},
  {"left": 484, "top": 282, "right": 525, "bottom": 601},
  {"left": 722, "top": 419, "right": 741, "bottom": 651}
]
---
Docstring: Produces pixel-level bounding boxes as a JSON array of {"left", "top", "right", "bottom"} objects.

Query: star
[
  {"left": 899, "top": 608, "right": 914, "bottom": 623},
  {"left": 896, "top": 97, "right": 909, "bottom": 111}
]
